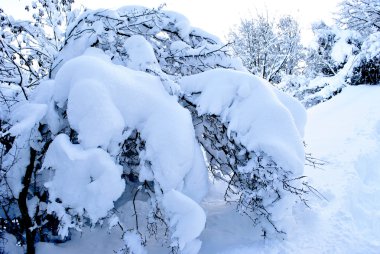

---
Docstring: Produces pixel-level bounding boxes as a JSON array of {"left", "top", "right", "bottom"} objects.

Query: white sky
[{"left": 1, "top": 0, "right": 341, "bottom": 44}]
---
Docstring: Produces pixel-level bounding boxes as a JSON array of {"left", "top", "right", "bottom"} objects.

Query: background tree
[
  {"left": 336, "top": 0, "right": 380, "bottom": 36},
  {"left": 304, "top": 22, "right": 342, "bottom": 78},
  {"left": 296, "top": 0, "right": 380, "bottom": 107},
  {"left": 280, "top": 0, "right": 380, "bottom": 109},
  {"left": 336, "top": 0, "right": 380, "bottom": 85},
  {"left": 350, "top": 32, "right": 380, "bottom": 85},
  {"left": 228, "top": 13, "right": 304, "bottom": 83}
]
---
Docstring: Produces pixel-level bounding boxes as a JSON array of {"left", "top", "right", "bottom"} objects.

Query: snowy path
[
  {"left": 298, "top": 85, "right": 380, "bottom": 253},
  {"left": 200, "top": 85, "right": 380, "bottom": 253}
]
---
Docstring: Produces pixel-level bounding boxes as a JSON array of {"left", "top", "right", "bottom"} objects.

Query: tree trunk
[{"left": 18, "top": 148, "right": 37, "bottom": 254}]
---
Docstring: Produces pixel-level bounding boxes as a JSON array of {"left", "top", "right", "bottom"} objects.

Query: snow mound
[
  {"left": 123, "top": 231, "right": 147, "bottom": 254},
  {"left": 43, "top": 134, "right": 125, "bottom": 235},
  {"left": 53, "top": 47, "right": 208, "bottom": 196},
  {"left": 301, "top": 85, "right": 380, "bottom": 253},
  {"left": 67, "top": 78, "right": 124, "bottom": 149},
  {"left": 8, "top": 102, "right": 47, "bottom": 136},
  {"left": 180, "top": 69, "right": 306, "bottom": 175},
  {"left": 162, "top": 190, "right": 206, "bottom": 253},
  {"left": 124, "top": 35, "right": 160, "bottom": 71},
  {"left": 360, "top": 32, "right": 380, "bottom": 60}
]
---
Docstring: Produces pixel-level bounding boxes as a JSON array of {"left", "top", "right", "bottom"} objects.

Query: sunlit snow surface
[{"left": 31, "top": 85, "right": 380, "bottom": 253}]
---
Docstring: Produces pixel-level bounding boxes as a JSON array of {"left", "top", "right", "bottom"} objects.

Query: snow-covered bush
[
  {"left": 284, "top": 23, "right": 363, "bottom": 107},
  {"left": 304, "top": 22, "right": 361, "bottom": 78},
  {"left": 0, "top": 2, "right": 308, "bottom": 253},
  {"left": 350, "top": 32, "right": 380, "bottom": 85}
]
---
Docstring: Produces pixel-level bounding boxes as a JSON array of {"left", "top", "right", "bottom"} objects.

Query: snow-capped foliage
[
  {"left": 330, "top": 30, "right": 361, "bottom": 64},
  {"left": 360, "top": 32, "right": 380, "bottom": 60},
  {"left": 350, "top": 32, "right": 380, "bottom": 85},
  {"left": 283, "top": 23, "right": 367, "bottom": 107},
  {"left": 180, "top": 69, "right": 307, "bottom": 235},
  {"left": 43, "top": 134, "right": 125, "bottom": 237},
  {"left": 180, "top": 69, "right": 306, "bottom": 175},
  {"left": 0, "top": 0, "right": 76, "bottom": 93},
  {"left": 0, "top": 2, "right": 308, "bottom": 254},
  {"left": 337, "top": 0, "right": 380, "bottom": 37},
  {"left": 162, "top": 190, "right": 206, "bottom": 253},
  {"left": 305, "top": 22, "right": 362, "bottom": 78},
  {"left": 54, "top": 48, "right": 208, "bottom": 198}
]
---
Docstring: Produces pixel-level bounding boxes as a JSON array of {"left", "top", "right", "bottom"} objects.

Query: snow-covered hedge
[{"left": 0, "top": 3, "right": 307, "bottom": 253}]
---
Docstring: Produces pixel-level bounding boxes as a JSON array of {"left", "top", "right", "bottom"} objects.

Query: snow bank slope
[
  {"left": 299, "top": 85, "right": 380, "bottom": 253},
  {"left": 199, "top": 85, "right": 380, "bottom": 253}
]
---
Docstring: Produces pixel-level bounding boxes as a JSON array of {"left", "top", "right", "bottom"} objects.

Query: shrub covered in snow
[
  {"left": 0, "top": 2, "right": 308, "bottom": 253},
  {"left": 279, "top": 23, "right": 361, "bottom": 107},
  {"left": 350, "top": 32, "right": 380, "bottom": 85}
]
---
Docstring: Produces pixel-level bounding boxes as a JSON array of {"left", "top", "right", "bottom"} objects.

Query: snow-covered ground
[
  {"left": 6, "top": 85, "right": 380, "bottom": 253},
  {"left": 298, "top": 85, "right": 380, "bottom": 253}
]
